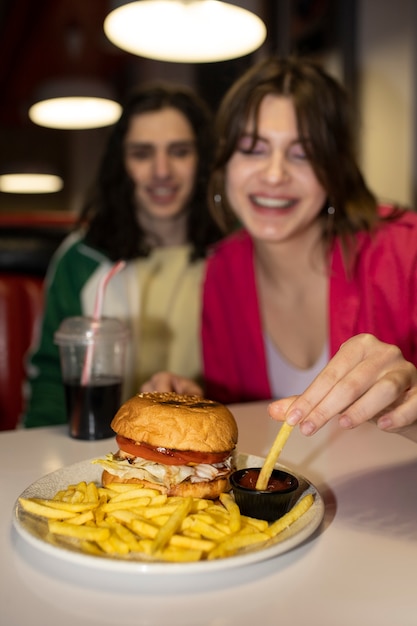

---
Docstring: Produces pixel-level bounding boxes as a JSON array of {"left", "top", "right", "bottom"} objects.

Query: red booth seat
[
  {"left": 0, "top": 274, "right": 44, "bottom": 430},
  {"left": 0, "top": 210, "right": 76, "bottom": 430}
]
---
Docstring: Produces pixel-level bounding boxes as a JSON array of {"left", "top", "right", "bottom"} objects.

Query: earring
[
  {"left": 214, "top": 193, "right": 222, "bottom": 206},
  {"left": 325, "top": 204, "right": 336, "bottom": 243}
]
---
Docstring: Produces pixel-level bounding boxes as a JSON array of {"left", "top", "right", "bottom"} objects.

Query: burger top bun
[{"left": 111, "top": 392, "right": 238, "bottom": 453}]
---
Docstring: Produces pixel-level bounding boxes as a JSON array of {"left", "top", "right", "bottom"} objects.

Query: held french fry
[{"left": 256, "top": 422, "right": 294, "bottom": 490}]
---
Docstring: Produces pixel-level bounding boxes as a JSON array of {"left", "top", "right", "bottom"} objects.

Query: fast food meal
[
  {"left": 16, "top": 393, "right": 316, "bottom": 563},
  {"left": 94, "top": 392, "right": 239, "bottom": 499}
]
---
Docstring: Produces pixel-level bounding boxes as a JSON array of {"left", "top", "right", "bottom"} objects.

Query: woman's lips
[
  {"left": 147, "top": 185, "right": 178, "bottom": 204},
  {"left": 250, "top": 194, "right": 297, "bottom": 211}
]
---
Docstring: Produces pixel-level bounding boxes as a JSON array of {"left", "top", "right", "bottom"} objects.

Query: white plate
[{"left": 13, "top": 453, "right": 324, "bottom": 575}]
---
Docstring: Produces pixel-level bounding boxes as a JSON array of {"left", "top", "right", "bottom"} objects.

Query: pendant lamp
[
  {"left": 28, "top": 79, "right": 122, "bottom": 130},
  {"left": 104, "top": 0, "right": 267, "bottom": 63},
  {"left": 0, "top": 164, "right": 64, "bottom": 194}
]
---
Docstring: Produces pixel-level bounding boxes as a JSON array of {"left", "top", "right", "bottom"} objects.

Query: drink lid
[{"left": 54, "top": 316, "right": 129, "bottom": 346}]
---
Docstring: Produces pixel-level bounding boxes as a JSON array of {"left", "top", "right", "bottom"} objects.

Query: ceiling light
[
  {"left": 104, "top": 0, "right": 266, "bottom": 63},
  {"left": 0, "top": 164, "right": 64, "bottom": 194},
  {"left": 28, "top": 79, "right": 122, "bottom": 130}
]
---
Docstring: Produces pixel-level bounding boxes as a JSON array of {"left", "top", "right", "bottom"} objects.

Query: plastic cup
[{"left": 54, "top": 316, "right": 129, "bottom": 440}]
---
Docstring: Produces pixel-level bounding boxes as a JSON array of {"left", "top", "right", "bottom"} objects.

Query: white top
[
  {"left": 265, "top": 334, "right": 329, "bottom": 397},
  {"left": 2, "top": 401, "right": 417, "bottom": 626},
  {"left": 81, "top": 244, "right": 204, "bottom": 395}
]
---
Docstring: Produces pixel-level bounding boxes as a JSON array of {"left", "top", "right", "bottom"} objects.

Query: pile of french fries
[{"left": 18, "top": 480, "right": 313, "bottom": 563}]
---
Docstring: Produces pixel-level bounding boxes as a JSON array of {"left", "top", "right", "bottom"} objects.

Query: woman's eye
[
  {"left": 237, "top": 137, "right": 266, "bottom": 155},
  {"left": 126, "top": 149, "right": 151, "bottom": 160},
  {"left": 169, "top": 146, "right": 194, "bottom": 158},
  {"left": 288, "top": 142, "right": 309, "bottom": 161},
  {"left": 290, "top": 150, "right": 307, "bottom": 160}
]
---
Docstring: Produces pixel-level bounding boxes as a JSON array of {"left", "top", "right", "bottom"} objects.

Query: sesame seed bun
[{"left": 110, "top": 392, "right": 238, "bottom": 453}]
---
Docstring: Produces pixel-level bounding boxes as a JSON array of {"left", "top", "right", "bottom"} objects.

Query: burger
[{"left": 96, "top": 392, "right": 238, "bottom": 499}]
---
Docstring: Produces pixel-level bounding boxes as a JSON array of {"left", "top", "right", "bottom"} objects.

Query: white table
[{"left": 2, "top": 401, "right": 417, "bottom": 626}]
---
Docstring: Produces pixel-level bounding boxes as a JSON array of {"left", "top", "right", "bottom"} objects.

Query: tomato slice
[{"left": 116, "top": 435, "right": 229, "bottom": 466}]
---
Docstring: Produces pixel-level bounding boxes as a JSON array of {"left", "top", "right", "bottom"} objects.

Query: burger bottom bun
[{"left": 102, "top": 470, "right": 230, "bottom": 500}]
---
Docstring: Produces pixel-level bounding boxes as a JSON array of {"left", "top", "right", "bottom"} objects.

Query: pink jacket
[{"left": 202, "top": 209, "right": 417, "bottom": 403}]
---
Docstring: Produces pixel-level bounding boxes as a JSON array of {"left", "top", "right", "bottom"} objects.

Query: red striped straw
[{"left": 81, "top": 260, "right": 126, "bottom": 386}]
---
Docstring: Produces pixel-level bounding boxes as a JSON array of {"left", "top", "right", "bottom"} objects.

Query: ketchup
[{"left": 238, "top": 469, "right": 295, "bottom": 492}]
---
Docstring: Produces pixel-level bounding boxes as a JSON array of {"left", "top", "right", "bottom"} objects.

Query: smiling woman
[
  {"left": 22, "top": 82, "right": 223, "bottom": 429},
  {"left": 123, "top": 107, "right": 198, "bottom": 232},
  {"left": 142, "top": 56, "right": 417, "bottom": 443}
]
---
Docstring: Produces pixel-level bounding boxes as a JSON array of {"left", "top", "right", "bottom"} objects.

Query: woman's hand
[
  {"left": 268, "top": 334, "right": 417, "bottom": 441},
  {"left": 140, "top": 371, "right": 204, "bottom": 397}
]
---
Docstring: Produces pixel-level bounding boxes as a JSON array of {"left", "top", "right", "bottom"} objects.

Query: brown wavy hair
[{"left": 209, "top": 56, "right": 401, "bottom": 262}]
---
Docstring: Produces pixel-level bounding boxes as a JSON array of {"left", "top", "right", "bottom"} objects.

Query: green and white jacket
[{"left": 23, "top": 232, "right": 204, "bottom": 427}]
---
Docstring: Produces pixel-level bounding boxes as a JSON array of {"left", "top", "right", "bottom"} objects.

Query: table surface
[{"left": 2, "top": 401, "right": 417, "bottom": 626}]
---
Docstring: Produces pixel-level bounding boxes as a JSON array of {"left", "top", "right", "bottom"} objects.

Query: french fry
[
  {"left": 140, "top": 504, "right": 180, "bottom": 519},
  {"left": 256, "top": 422, "right": 294, "bottom": 490},
  {"left": 65, "top": 510, "right": 95, "bottom": 526},
  {"left": 207, "top": 531, "right": 271, "bottom": 560},
  {"left": 31, "top": 499, "right": 96, "bottom": 513},
  {"left": 241, "top": 515, "right": 269, "bottom": 532},
  {"left": 95, "top": 537, "right": 119, "bottom": 554},
  {"left": 150, "top": 497, "right": 192, "bottom": 553},
  {"left": 185, "top": 518, "right": 227, "bottom": 541},
  {"left": 109, "top": 509, "right": 140, "bottom": 525},
  {"left": 266, "top": 494, "right": 314, "bottom": 537},
  {"left": 107, "top": 533, "right": 131, "bottom": 555},
  {"left": 111, "top": 522, "right": 143, "bottom": 552},
  {"left": 169, "top": 534, "right": 215, "bottom": 553},
  {"left": 79, "top": 540, "right": 104, "bottom": 556},
  {"left": 157, "top": 547, "right": 202, "bottom": 562},
  {"left": 48, "top": 520, "right": 111, "bottom": 541},
  {"left": 66, "top": 481, "right": 88, "bottom": 504},
  {"left": 109, "top": 488, "right": 161, "bottom": 503},
  {"left": 136, "top": 539, "right": 153, "bottom": 555},
  {"left": 219, "top": 493, "right": 241, "bottom": 533},
  {"left": 19, "top": 498, "right": 80, "bottom": 519},
  {"left": 154, "top": 515, "right": 175, "bottom": 527},
  {"left": 101, "top": 497, "right": 152, "bottom": 513},
  {"left": 98, "top": 483, "right": 141, "bottom": 493},
  {"left": 86, "top": 481, "right": 99, "bottom": 503},
  {"left": 130, "top": 517, "right": 159, "bottom": 540}
]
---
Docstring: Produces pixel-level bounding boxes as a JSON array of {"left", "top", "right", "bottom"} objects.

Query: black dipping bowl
[{"left": 230, "top": 467, "right": 299, "bottom": 522}]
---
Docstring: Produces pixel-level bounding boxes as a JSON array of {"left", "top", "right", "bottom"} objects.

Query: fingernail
[
  {"left": 286, "top": 409, "right": 303, "bottom": 426},
  {"left": 300, "top": 421, "right": 315, "bottom": 436},
  {"left": 339, "top": 415, "right": 353, "bottom": 429},
  {"left": 377, "top": 417, "right": 393, "bottom": 430}
]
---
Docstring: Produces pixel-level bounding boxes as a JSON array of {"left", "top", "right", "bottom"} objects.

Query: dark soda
[{"left": 64, "top": 377, "right": 122, "bottom": 440}]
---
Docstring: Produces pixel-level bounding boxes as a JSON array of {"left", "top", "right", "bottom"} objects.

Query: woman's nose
[
  {"left": 261, "top": 151, "right": 289, "bottom": 184},
  {"left": 152, "top": 151, "right": 171, "bottom": 178}
]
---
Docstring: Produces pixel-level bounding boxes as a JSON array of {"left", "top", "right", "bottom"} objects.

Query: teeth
[
  {"left": 150, "top": 187, "right": 175, "bottom": 197},
  {"left": 253, "top": 196, "right": 294, "bottom": 209}
]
